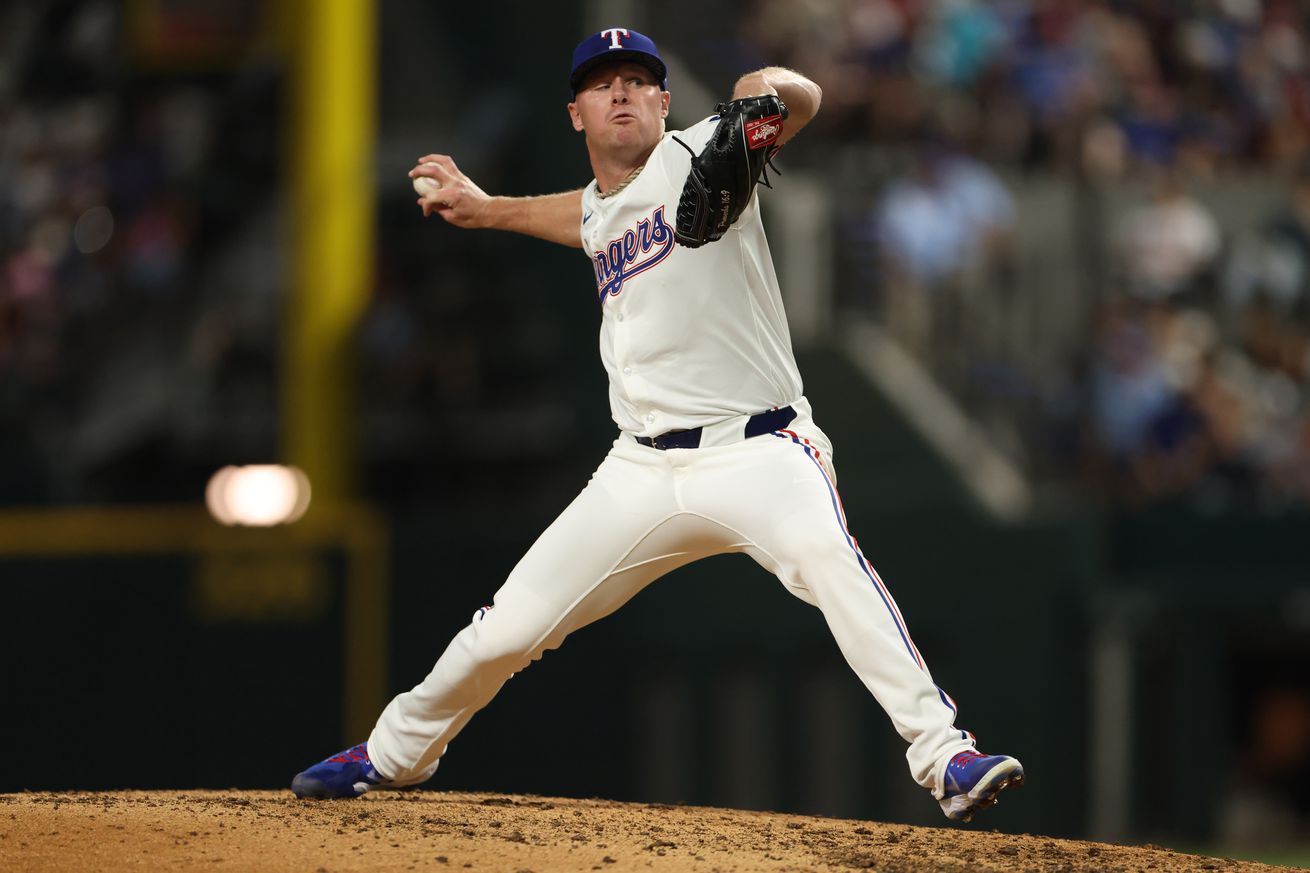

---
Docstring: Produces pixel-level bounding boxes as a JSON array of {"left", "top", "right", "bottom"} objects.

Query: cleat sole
[
  {"left": 291, "top": 773, "right": 366, "bottom": 800},
  {"left": 939, "top": 759, "right": 1025, "bottom": 822}
]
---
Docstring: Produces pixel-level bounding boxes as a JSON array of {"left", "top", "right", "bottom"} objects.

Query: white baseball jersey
[{"left": 579, "top": 116, "right": 804, "bottom": 438}]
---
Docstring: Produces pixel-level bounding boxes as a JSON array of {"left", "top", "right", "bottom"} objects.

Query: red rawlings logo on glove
[{"left": 745, "top": 115, "right": 783, "bottom": 150}]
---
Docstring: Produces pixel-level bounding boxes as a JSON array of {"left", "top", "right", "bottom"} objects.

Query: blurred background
[{"left": 2, "top": 0, "right": 1309, "bottom": 864}]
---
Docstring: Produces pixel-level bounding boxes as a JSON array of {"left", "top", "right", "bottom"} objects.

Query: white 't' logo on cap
[{"left": 600, "top": 28, "right": 629, "bottom": 49}]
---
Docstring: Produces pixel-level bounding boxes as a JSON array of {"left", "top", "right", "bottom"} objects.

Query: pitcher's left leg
[{"left": 684, "top": 422, "right": 1021, "bottom": 817}]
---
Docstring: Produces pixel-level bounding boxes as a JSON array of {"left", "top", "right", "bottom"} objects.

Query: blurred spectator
[
  {"left": 1116, "top": 169, "right": 1222, "bottom": 303},
  {"left": 872, "top": 142, "right": 1014, "bottom": 367},
  {"left": 913, "top": 0, "right": 1008, "bottom": 89},
  {"left": 1226, "top": 158, "right": 1310, "bottom": 317},
  {"left": 876, "top": 143, "right": 1015, "bottom": 288},
  {"left": 1088, "top": 298, "right": 1177, "bottom": 472}
]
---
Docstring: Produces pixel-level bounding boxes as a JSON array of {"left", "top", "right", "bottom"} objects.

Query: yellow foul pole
[
  {"left": 285, "top": 0, "right": 384, "bottom": 743},
  {"left": 285, "top": 0, "right": 375, "bottom": 504}
]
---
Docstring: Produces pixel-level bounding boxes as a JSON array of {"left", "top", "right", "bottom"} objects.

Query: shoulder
[
  {"left": 671, "top": 114, "right": 723, "bottom": 152},
  {"left": 650, "top": 114, "right": 722, "bottom": 182}
]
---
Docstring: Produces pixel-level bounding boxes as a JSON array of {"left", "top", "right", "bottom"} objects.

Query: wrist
[
  {"left": 479, "top": 195, "right": 507, "bottom": 230},
  {"left": 733, "top": 71, "right": 780, "bottom": 100}
]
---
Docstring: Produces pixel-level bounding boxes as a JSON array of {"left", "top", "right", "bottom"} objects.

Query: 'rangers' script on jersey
[{"left": 591, "top": 206, "right": 674, "bottom": 301}]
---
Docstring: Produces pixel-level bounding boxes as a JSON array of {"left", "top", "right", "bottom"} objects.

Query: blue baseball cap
[{"left": 570, "top": 28, "right": 667, "bottom": 96}]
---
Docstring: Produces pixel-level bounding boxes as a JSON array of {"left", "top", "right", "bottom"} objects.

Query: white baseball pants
[{"left": 367, "top": 398, "right": 976, "bottom": 798}]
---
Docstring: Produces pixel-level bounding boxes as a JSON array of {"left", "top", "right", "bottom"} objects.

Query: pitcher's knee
[{"left": 463, "top": 611, "right": 552, "bottom": 671}]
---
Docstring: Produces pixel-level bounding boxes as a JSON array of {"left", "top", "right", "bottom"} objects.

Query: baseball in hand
[{"left": 412, "top": 163, "right": 444, "bottom": 197}]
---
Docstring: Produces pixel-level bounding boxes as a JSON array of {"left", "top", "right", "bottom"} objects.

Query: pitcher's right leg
[{"left": 362, "top": 440, "right": 732, "bottom": 787}]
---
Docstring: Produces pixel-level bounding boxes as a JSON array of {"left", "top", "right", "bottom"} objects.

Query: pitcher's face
[{"left": 568, "top": 62, "right": 669, "bottom": 154}]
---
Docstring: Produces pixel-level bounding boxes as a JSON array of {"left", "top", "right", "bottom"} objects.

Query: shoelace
[
  {"left": 328, "top": 745, "right": 369, "bottom": 765},
  {"left": 951, "top": 750, "right": 986, "bottom": 768}
]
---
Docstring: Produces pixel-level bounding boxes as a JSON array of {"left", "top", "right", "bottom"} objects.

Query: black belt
[{"left": 636, "top": 405, "right": 796, "bottom": 450}]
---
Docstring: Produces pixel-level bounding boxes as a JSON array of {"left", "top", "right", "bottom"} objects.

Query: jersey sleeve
[{"left": 578, "top": 182, "right": 599, "bottom": 251}]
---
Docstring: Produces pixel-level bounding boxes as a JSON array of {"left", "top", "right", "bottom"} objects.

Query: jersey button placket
[{"left": 610, "top": 305, "right": 639, "bottom": 425}]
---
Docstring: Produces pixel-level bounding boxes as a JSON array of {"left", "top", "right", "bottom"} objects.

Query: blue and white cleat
[
  {"left": 938, "top": 750, "right": 1024, "bottom": 822},
  {"left": 291, "top": 742, "right": 389, "bottom": 799}
]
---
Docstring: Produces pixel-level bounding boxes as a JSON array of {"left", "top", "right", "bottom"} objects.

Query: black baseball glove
[{"left": 673, "top": 95, "right": 788, "bottom": 249}]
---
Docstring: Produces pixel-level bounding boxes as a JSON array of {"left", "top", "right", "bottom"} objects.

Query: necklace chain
[{"left": 598, "top": 164, "right": 645, "bottom": 199}]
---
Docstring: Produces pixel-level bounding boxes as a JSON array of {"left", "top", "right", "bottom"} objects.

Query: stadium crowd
[
  {"left": 5, "top": 0, "right": 1310, "bottom": 512},
  {"left": 0, "top": 2, "right": 279, "bottom": 504},
  {"left": 726, "top": 0, "right": 1310, "bottom": 511}
]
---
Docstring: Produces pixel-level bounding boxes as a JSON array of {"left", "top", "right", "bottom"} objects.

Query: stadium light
[{"left": 205, "top": 464, "right": 312, "bottom": 526}]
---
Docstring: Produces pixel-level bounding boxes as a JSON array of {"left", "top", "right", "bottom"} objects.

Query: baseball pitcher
[{"left": 292, "top": 27, "right": 1024, "bottom": 823}]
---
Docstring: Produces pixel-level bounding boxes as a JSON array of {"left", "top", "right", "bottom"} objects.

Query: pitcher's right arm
[{"left": 411, "top": 154, "right": 584, "bottom": 249}]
